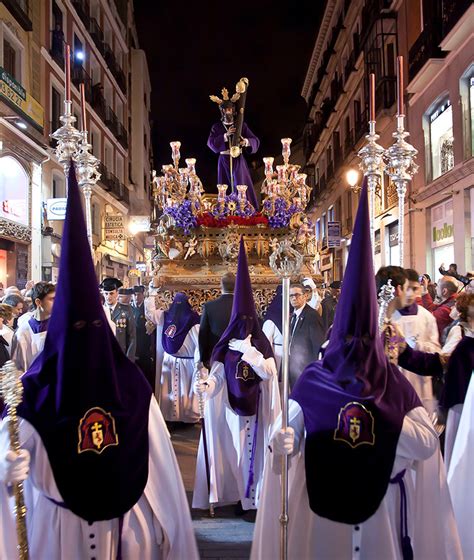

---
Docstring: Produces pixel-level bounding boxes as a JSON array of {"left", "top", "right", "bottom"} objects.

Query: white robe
[
  {"left": 193, "top": 347, "right": 280, "bottom": 511},
  {"left": 251, "top": 401, "right": 462, "bottom": 560},
  {"left": 0, "top": 325, "right": 14, "bottom": 354},
  {"left": 145, "top": 297, "right": 200, "bottom": 422},
  {"left": 447, "top": 373, "right": 474, "bottom": 559},
  {"left": 0, "top": 397, "right": 199, "bottom": 560},
  {"left": 262, "top": 319, "right": 283, "bottom": 375},
  {"left": 11, "top": 319, "right": 48, "bottom": 372},
  {"left": 392, "top": 306, "right": 440, "bottom": 412}
]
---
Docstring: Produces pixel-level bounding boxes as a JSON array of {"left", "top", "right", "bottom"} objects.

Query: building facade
[
  {"left": 0, "top": 1, "right": 46, "bottom": 288},
  {"left": 406, "top": 0, "right": 473, "bottom": 277},
  {"left": 0, "top": 0, "right": 153, "bottom": 289},
  {"left": 302, "top": 0, "right": 473, "bottom": 282},
  {"left": 41, "top": 0, "right": 153, "bottom": 284}
]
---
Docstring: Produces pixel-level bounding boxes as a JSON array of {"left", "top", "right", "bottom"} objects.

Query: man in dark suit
[
  {"left": 289, "top": 282, "right": 325, "bottom": 388},
  {"left": 321, "top": 280, "right": 342, "bottom": 332},
  {"left": 198, "top": 272, "right": 235, "bottom": 370},
  {"left": 132, "top": 285, "right": 155, "bottom": 388},
  {"left": 100, "top": 277, "right": 136, "bottom": 361}
]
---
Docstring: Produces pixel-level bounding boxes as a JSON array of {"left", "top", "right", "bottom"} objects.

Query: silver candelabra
[
  {"left": 357, "top": 121, "right": 385, "bottom": 259},
  {"left": 383, "top": 114, "right": 418, "bottom": 267},
  {"left": 51, "top": 100, "right": 101, "bottom": 253}
]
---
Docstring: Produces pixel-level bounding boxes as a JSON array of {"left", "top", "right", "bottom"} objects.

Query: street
[{"left": 170, "top": 423, "right": 254, "bottom": 560}]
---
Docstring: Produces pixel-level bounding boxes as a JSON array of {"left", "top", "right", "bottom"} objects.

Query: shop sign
[
  {"left": 105, "top": 213, "right": 125, "bottom": 241},
  {"left": 0, "top": 67, "right": 44, "bottom": 130},
  {"left": 431, "top": 199, "right": 453, "bottom": 248},
  {"left": 136, "top": 262, "right": 147, "bottom": 272},
  {"left": 46, "top": 198, "right": 67, "bottom": 220},
  {"left": 128, "top": 268, "right": 141, "bottom": 277},
  {"left": 327, "top": 221, "right": 341, "bottom": 248},
  {"left": 129, "top": 215, "right": 150, "bottom": 233}
]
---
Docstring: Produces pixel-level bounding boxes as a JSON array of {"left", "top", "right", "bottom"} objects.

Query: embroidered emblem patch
[
  {"left": 78, "top": 407, "right": 119, "bottom": 454},
  {"left": 165, "top": 324, "right": 177, "bottom": 338},
  {"left": 334, "top": 402, "right": 375, "bottom": 449},
  {"left": 235, "top": 360, "right": 256, "bottom": 382}
]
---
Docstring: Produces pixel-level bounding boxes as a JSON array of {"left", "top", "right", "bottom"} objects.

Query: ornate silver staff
[
  {"left": 377, "top": 279, "right": 395, "bottom": 333},
  {"left": 0, "top": 361, "right": 29, "bottom": 560},
  {"left": 196, "top": 365, "right": 215, "bottom": 518},
  {"left": 269, "top": 238, "right": 303, "bottom": 560}
]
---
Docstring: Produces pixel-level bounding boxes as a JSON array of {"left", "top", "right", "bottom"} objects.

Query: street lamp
[{"left": 346, "top": 169, "right": 360, "bottom": 192}]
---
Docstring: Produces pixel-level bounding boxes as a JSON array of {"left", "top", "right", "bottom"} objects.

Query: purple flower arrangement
[
  {"left": 212, "top": 192, "right": 256, "bottom": 219},
  {"left": 163, "top": 200, "right": 197, "bottom": 234},
  {"left": 263, "top": 197, "right": 301, "bottom": 228}
]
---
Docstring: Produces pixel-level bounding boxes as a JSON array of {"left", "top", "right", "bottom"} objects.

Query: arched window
[{"left": 0, "top": 156, "right": 29, "bottom": 225}]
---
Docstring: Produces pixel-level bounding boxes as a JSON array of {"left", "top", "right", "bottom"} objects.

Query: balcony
[
  {"left": 408, "top": 23, "right": 445, "bottom": 81},
  {"left": 334, "top": 145, "right": 343, "bottom": 168},
  {"left": 326, "top": 161, "right": 334, "bottom": 182},
  {"left": 441, "top": 0, "right": 472, "bottom": 39},
  {"left": 354, "top": 111, "right": 368, "bottom": 144},
  {"left": 117, "top": 122, "right": 128, "bottom": 150},
  {"left": 71, "top": 65, "right": 92, "bottom": 98},
  {"left": 374, "top": 75, "right": 396, "bottom": 112},
  {"left": 89, "top": 18, "right": 105, "bottom": 56},
  {"left": 71, "top": 0, "right": 90, "bottom": 29},
  {"left": 103, "top": 43, "right": 127, "bottom": 94},
  {"left": 343, "top": 130, "right": 354, "bottom": 159},
  {"left": 104, "top": 105, "right": 119, "bottom": 136},
  {"left": 2, "top": 0, "right": 32, "bottom": 31},
  {"left": 49, "top": 30, "right": 65, "bottom": 69}
]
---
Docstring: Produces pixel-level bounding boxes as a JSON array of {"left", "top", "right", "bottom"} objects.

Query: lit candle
[
  {"left": 397, "top": 56, "right": 404, "bottom": 116},
  {"left": 80, "top": 83, "right": 87, "bottom": 132},
  {"left": 369, "top": 73, "right": 375, "bottom": 122},
  {"left": 65, "top": 44, "right": 71, "bottom": 101}
]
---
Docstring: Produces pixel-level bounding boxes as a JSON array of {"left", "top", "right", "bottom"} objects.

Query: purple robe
[
  {"left": 17, "top": 165, "right": 152, "bottom": 522},
  {"left": 207, "top": 121, "right": 260, "bottom": 208},
  {"left": 162, "top": 292, "right": 200, "bottom": 355},
  {"left": 291, "top": 179, "right": 420, "bottom": 525},
  {"left": 212, "top": 238, "right": 273, "bottom": 416}
]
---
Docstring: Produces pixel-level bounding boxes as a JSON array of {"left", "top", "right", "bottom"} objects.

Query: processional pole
[
  {"left": 269, "top": 239, "right": 303, "bottom": 560},
  {"left": 0, "top": 361, "right": 29, "bottom": 560}
]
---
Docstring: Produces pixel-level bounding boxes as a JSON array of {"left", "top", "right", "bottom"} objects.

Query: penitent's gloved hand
[
  {"left": 228, "top": 334, "right": 252, "bottom": 354},
  {"left": 0, "top": 449, "right": 30, "bottom": 484},
  {"left": 270, "top": 428, "right": 295, "bottom": 456}
]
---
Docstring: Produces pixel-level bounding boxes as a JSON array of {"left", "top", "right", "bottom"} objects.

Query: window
[
  {"left": 92, "top": 202, "right": 100, "bottom": 236},
  {"left": 51, "top": 87, "right": 62, "bottom": 132},
  {"left": 328, "top": 206, "right": 335, "bottom": 222},
  {"left": 116, "top": 153, "right": 124, "bottom": 182},
  {"left": 429, "top": 99, "right": 454, "bottom": 180},
  {"left": 52, "top": 174, "right": 65, "bottom": 198},
  {"left": 1, "top": 25, "right": 23, "bottom": 83},
  {"left": 73, "top": 34, "right": 84, "bottom": 68}
]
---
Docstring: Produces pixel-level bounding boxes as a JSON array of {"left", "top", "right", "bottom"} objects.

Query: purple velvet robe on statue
[{"left": 207, "top": 121, "right": 260, "bottom": 208}]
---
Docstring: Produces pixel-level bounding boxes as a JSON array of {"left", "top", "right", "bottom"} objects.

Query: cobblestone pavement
[{"left": 169, "top": 422, "right": 254, "bottom": 560}]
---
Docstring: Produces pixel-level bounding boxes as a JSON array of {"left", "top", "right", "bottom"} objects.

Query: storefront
[
  {"left": 386, "top": 221, "right": 399, "bottom": 266},
  {"left": 430, "top": 198, "right": 454, "bottom": 277},
  {"left": 0, "top": 154, "right": 31, "bottom": 288}
]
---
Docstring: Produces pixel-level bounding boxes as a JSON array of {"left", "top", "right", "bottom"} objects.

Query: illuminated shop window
[{"left": 429, "top": 100, "right": 454, "bottom": 180}]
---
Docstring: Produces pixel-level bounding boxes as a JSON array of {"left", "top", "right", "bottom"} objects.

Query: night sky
[{"left": 133, "top": 1, "right": 325, "bottom": 190}]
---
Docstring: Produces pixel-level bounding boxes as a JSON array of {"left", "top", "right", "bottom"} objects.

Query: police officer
[
  {"left": 100, "top": 277, "right": 136, "bottom": 360},
  {"left": 132, "top": 285, "right": 155, "bottom": 388}
]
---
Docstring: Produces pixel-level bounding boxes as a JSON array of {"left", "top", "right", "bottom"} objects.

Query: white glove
[
  {"left": 271, "top": 428, "right": 295, "bottom": 456},
  {"left": 229, "top": 334, "right": 252, "bottom": 354},
  {"left": 0, "top": 449, "right": 30, "bottom": 484},
  {"left": 193, "top": 377, "right": 216, "bottom": 398},
  {"left": 302, "top": 277, "right": 317, "bottom": 290}
]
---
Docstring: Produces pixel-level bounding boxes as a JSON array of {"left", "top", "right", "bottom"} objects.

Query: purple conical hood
[
  {"left": 321, "top": 177, "right": 387, "bottom": 391},
  {"left": 291, "top": 178, "right": 420, "bottom": 525},
  {"left": 162, "top": 292, "right": 200, "bottom": 354},
  {"left": 17, "top": 165, "right": 152, "bottom": 522},
  {"left": 212, "top": 237, "right": 273, "bottom": 415}
]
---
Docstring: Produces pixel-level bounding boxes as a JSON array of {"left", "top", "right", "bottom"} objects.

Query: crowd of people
[{"left": 0, "top": 171, "right": 473, "bottom": 558}]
